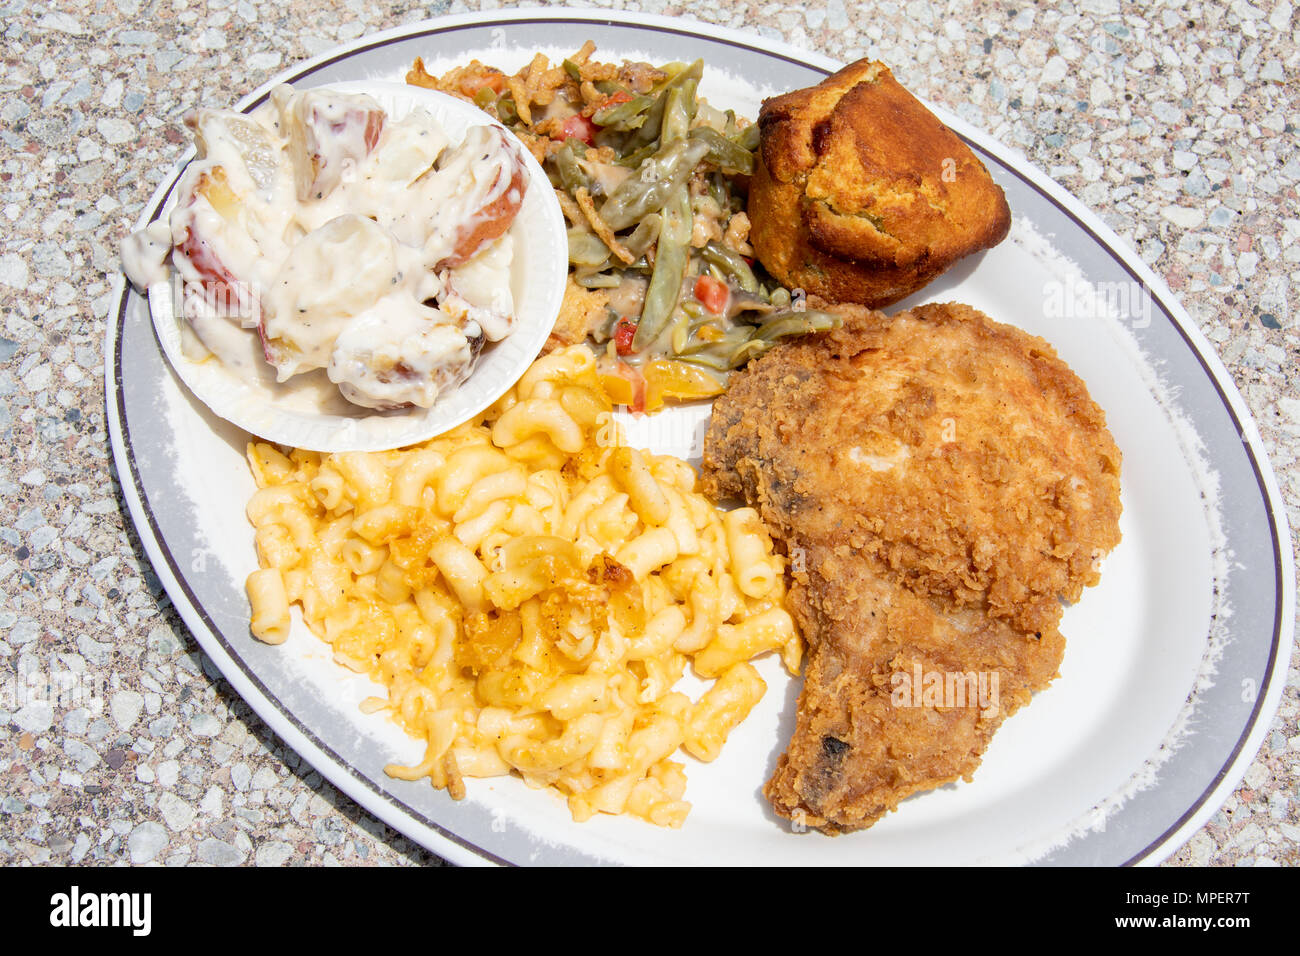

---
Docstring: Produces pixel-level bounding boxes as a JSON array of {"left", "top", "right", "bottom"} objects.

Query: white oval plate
[
  {"left": 143, "top": 81, "right": 567, "bottom": 453},
  {"left": 107, "top": 11, "right": 1293, "bottom": 866}
]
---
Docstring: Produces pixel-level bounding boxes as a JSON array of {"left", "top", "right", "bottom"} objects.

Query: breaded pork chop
[
  {"left": 702, "top": 302, "right": 1122, "bottom": 832},
  {"left": 704, "top": 301, "right": 1122, "bottom": 637},
  {"left": 766, "top": 543, "right": 1067, "bottom": 832}
]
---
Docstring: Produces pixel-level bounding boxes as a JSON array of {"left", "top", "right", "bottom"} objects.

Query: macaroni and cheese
[{"left": 244, "top": 345, "right": 800, "bottom": 825}]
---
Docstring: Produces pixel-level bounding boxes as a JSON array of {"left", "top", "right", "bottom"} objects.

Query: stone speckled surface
[{"left": 0, "top": 0, "right": 1296, "bottom": 867}]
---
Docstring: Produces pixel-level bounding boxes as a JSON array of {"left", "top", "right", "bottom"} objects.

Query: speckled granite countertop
[{"left": 0, "top": 0, "right": 1296, "bottom": 867}]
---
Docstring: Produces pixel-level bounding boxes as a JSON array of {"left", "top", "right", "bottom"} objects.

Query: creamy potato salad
[{"left": 122, "top": 84, "right": 528, "bottom": 410}]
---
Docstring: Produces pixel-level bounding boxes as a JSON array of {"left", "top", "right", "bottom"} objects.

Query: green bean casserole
[{"left": 408, "top": 42, "right": 840, "bottom": 412}]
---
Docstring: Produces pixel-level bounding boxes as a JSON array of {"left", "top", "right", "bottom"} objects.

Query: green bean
[
  {"left": 682, "top": 75, "right": 699, "bottom": 120},
  {"left": 573, "top": 269, "right": 622, "bottom": 289},
  {"left": 701, "top": 241, "right": 759, "bottom": 293},
  {"left": 562, "top": 58, "right": 583, "bottom": 82},
  {"left": 755, "top": 309, "right": 841, "bottom": 341},
  {"left": 659, "top": 79, "right": 698, "bottom": 145},
  {"left": 592, "top": 94, "right": 655, "bottom": 130},
  {"left": 688, "top": 126, "right": 755, "bottom": 175},
  {"left": 625, "top": 59, "right": 703, "bottom": 152},
  {"left": 592, "top": 309, "right": 620, "bottom": 343},
  {"left": 621, "top": 213, "right": 661, "bottom": 259},
  {"left": 567, "top": 229, "right": 612, "bottom": 268},
  {"left": 615, "top": 141, "right": 659, "bottom": 168},
  {"left": 675, "top": 348, "right": 743, "bottom": 372},
  {"left": 725, "top": 332, "right": 777, "bottom": 368},
  {"left": 632, "top": 186, "right": 692, "bottom": 351},
  {"left": 769, "top": 287, "right": 792, "bottom": 308},
  {"left": 728, "top": 337, "right": 771, "bottom": 367},
  {"left": 495, "top": 94, "right": 519, "bottom": 125},
  {"left": 735, "top": 122, "right": 760, "bottom": 152},
  {"left": 707, "top": 173, "right": 729, "bottom": 211},
  {"left": 675, "top": 312, "right": 842, "bottom": 368},
  {"left": 599, "top": 137, "right": 710, "bottom": 231},
  {"left": 473, "top": 86, "right": 496, "bottom": 110},
  {"left": 554, "top": 143, "right": 593, "bottom": 193},
  {"left": 678, "top": 326, "right": 752, "bottom": 359}
]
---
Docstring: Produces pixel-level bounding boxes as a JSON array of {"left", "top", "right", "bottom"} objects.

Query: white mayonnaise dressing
[
  {"left": 120, "top": 220, "right": 173, "bottom": 288},
  {"left": 121, "top": 84, "right": 527, "bottom": 411},
  {"left": 444, "top": 234, "right": 517, "bottom": 343},
  {"left": 263, "top": 214, "right": 401, "bottom": 377},
  {"left": 329, "top": 299, "right": 474, "bottom": 409}
]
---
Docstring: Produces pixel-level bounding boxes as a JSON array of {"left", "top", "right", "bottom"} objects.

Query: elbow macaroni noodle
[{"left": 244, "top": 346, "right": 801, "bottom": 826}]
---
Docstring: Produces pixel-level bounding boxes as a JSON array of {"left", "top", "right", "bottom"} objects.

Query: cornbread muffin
[{"left": 749, "top": 60, "right": 1011, "bottom": 307}]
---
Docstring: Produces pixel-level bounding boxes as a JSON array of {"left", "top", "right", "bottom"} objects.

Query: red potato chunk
[
  {"left": 434, "top": 126, "right": 528, "bottom": 270},
  {"left": 173, "top": 167, "right": 239, "bottom": 280},
  {"left": 280, "top": 89, "right": 386, "bottom": 202}
]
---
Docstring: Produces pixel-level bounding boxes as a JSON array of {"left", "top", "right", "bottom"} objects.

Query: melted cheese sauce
[{"left": 122, "top": 84, "right": 526, "bottom": 411}]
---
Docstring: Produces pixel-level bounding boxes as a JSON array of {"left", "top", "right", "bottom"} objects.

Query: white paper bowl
[{"left": 145, "top": 81, "right": 567, "bottom": 452}]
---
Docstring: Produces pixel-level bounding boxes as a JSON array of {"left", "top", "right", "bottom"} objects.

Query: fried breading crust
[
  {"left": 748, "top": 61, "right": 1011, "bottom": 308},
  {"left": 702, "top": 302, "right": 1122, "bottom": 832},
  {"left": 705, "top": 302, "right": 1121, "bottom": 635},
  {"left": 543, "top": 277, "right": 610, "bottom": 354},
  {"left": 768, "top": 546, "right": 1066, "bottom": 832}
]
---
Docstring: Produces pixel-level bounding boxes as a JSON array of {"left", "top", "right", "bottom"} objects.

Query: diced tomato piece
[
  {"left": 694, "top": 274, "right": 730, "bottom": 315},
  {"left": 459, "top": 72, "right": 505, "bottom": 97},
  {"left": 560, "top": 114, "right": 598, "bottom": 146},
  {"left": 613, "top": 316, "right": 638, "bottom": 356},
  {"left": 598, "top": 90, "right": 634, "bottom": 114}
]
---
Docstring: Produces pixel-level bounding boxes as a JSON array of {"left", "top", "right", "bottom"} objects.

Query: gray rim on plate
[{"left": 105, "top": 9, "right": 1294, "bottom": 866}]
